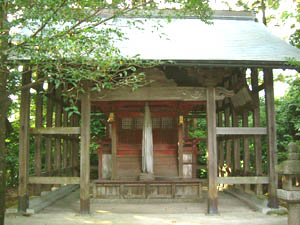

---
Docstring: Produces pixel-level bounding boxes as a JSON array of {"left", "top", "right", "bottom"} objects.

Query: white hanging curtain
[{"left": 142, "top": 103, "right": 153, "bottom": 174}]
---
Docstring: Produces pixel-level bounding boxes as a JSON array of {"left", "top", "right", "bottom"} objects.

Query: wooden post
[
  {"left": 73, "top": 114, "right": 80, "bottom": 176},
  {"left": 111, "top": 116, "right": 117, "bottom": 180},
  {"left": 264, "top": 68, "right": 278, "bottom": 208},
  {"left": 18, "top": 67, "right": 31, "bottom": 212},
  {"left": 206, "top": 87, "right": 218, "bottom": 214},
  {"left": 34, "top": 71, "right": 43, "bottom": 194},
  {"left": 69, "top": 115, "right": 74, "bottom": 172},
  {"left": 224, "top": 107, "right": 232, "bottom": 169},
  {"left": 54, "top": 86, "right": 62, "bottom": 174},
  {"left": 232, "top": 110, "right": 241, "bottom": 175},
  {"left": 251, "top": 68, "right": 263, "bottom": 195},
  {"left": 217, "top": 111, "right": 224, "bottom": 172},
  {"left": 63, "top": 110, "right": 68, "bottom": 170},
  {"left": 178, "top": 121, "right": 184, "bottom": 178},
  {"left": 80, "top": 88, "right": 91, "bottom": 214},
  {"left": 45, "top": 82, "right": 54, "bottom": 174},
  {"left": 242, "top": 111, "right": 250, "bottom": 192}
]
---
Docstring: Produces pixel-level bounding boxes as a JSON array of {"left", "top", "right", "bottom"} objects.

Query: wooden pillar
[
  {"left": 206, "top": 87, "right": 218, "bottom": 214},
  {"left": 18, "top": 67, "right": 31, "bottom": 212},
  {"left": 232, "top": 110, "right": 241, "bottom": 175},
  {"left": 111, "top": 116, "right": 117, "bottom": 180},
  {"left": 80, "top": 88, "right": 91, "bottom": 214},
  {"left": 45, "top": 82, "right": 54, "bottom": 174},
  {"left": 54, "top": 86, "right": 62, "bottom": 174},
  {"left": 264, "top": 68, "right": 279, "bottom": 208},
  {"left": 224, "top": 107, "right": 232, "bottom": 169},
  {"left": 178, "top": 120, "right": 184, "bottom": 178},
  {"left": 242, "top": 111, "right": 250, "bottom": 192},
  {"left": 34, "top": 71, "right": 43, "bottom": 194},
  {"left": 251, "top": 68, "right": 263, "bottom": 195}
]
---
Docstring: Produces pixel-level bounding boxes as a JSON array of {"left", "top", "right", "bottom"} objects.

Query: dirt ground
[{"left": 5, "top": 190, "right": 287, "bottom": 225}]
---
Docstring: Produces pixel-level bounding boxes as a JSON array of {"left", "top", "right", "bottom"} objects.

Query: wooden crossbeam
[
  {"left": 28, "top": 176, "right": 80, "bottom": 184},
  {"left": 217, "top": 176, "right": 269, "bottom": 184},
  {"left": 30, "top": 127, "right": 80, "bottom": 135},
  {"left": 216, "top": 127, "right": 267, "bottom": 135}
]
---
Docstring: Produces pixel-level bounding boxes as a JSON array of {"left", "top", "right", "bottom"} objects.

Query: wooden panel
[
  {"left": 217, "top": 176, "right": 269, "bottom": 184},
  {"left": 28, "top": 176, "right": 80, "bottom": 184},
  {"left": 216, "top": 127, "right": 267, "bottom": 135},
  {"left": 30, "top": 127, "right": 80, "bottom": 135}
]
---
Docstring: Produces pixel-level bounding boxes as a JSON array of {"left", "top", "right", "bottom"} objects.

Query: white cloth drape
[{"left": 142, "top": 103, "right": 153, "bottom": 173}]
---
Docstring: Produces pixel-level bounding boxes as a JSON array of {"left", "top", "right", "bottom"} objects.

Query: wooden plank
[
  {"left": 217, "top": 176, "right": 269, "bottom": 184},
  {"left": 251, "top": 68, "right": 263, "bottom": 195},
  {"left": 80, "top": 88, "right": 91, "bottom": 214},
  {"left": 232, "top": 110, "right": 241, "bottom": 175},
  {"left": 45, "top": 82, "right": 54, "bottom": 173},
  {"left": 34, "top": 71, "right": 44, "bottom": 194},
  {"left": 178, "top": 123, "right": 184, "bottom": 178},
  {"left": 28, "top": 176, "right": 80, "bottom": 184},
  {"left": 111, "top": 119, "right": 117, "bottom": 180},
  {"left": 30, "top": 127, "right": 80, "bottom": 135},
  {"left": 242, "top": 111, "right": 251, "bottom": 192},
  {"left": 92, "top": 87, "right": 233, "bottom": 101},
  {"left": 264, "top": 68, "right": 279, "bottom": 208},
  {"left": 18, "top": 67, "right": 31, "bottom": 212},
  {"left": 216, "top": 127, "right": 267, "bottom": 135},
  {"left": 206, "top": 87, "right": 218, "bottom": 214}
]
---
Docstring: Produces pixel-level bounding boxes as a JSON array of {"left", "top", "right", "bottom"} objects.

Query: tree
[{"left": 0, "top": 0, "right": 212, "bottom": 223}]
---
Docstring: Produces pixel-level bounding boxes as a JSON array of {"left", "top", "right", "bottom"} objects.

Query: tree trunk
[{"left": 0, "top": 2, "right": 10, "bottom": 224}]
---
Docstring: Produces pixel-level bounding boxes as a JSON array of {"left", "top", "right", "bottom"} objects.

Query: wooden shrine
[{"left": 17, "top": 10, "right": 300, "bottom": 215}]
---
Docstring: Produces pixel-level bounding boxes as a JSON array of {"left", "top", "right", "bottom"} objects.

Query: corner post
[
  {"left": 264, "top": 68, "right": 278, "bottom": 208},
  {"left": 206, "top": 86, "right": 218, "bottom": 214},
  {"left": 80, "top": 87, "right": 91, "bottom": 214},
  {"left": 18, "top": 67, "right": 31, "bottom": 212}
]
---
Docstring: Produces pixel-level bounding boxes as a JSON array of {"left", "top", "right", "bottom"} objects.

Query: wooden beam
[
  {"left": 34, "top": 71, "right": 44, "bottom": 195},
  {"left": 18, "top": 67, "right": 31, "bottom": 213},
  {"left": 216, "top": 127, "right": 267, "bottom": 135},
  {"left": 28, "top": 176, "right": 80, "bottom": 184},
  {"left": 206, "top": 87, "right": 218, "bottom": 214},
  {"left": 264, "top": 68, "right": 279, "bottom": 208},
  {"left": 92, "top": 87, "right": 234, "bottom": 101},
  {"left": 178, "top": 123, "right": 184, "bottom": 178},
  {"left": 80, "top": 88, "right": 91, "bottom": 214},
  {"left": 45, "top": 82, "right": 54, "bottom": 174},
  {"left": 251, "top": 68, "right": 263, "bottom": 195},
  {"left": 30, "top": 127, "right": 80, "bottom": 135},
  {"left": 111, "top": 119, "right": 117, "bottom": 180},
  {"left": 217, "top": 176, "right": 269, "bottom": 184}
]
